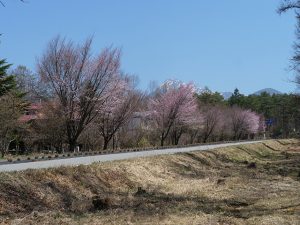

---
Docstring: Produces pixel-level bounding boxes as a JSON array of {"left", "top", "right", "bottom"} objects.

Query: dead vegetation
[{"left": 0, "top": 139, "right": 300, "bottom": 225}]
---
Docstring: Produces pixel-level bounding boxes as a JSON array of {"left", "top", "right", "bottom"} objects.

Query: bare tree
[
  {"left": 278, "top": 0, "right": 300, "bottom": 14},
  {"left": 37, "top": 36, "right": 121, "bottom": 151},
  {"left": 0, "top": 0, "right": 25, "bottom": 7},
  {"left": 200, "top": 106, "right": 222, "bottom": 143},
  {"left": 10, "top": 65, "right": 50, "bottom": 101},
  {"left": 278, "top": 1, "right": 300, "bottom": 86},
  {"left": 78, "top": 123, "right": 102, "bottom": 151}
]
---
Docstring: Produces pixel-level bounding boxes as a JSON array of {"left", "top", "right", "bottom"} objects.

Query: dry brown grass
[{"left": 0, "top": 139, "right": 300, "bottom": 225}]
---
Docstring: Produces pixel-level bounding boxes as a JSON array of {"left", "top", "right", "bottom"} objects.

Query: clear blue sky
[{"left": 0, "top": 0, "right": 297, "bottom": 94}]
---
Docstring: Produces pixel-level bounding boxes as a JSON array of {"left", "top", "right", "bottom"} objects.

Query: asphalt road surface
[{"left": 0, "top": 140, "right": 262, "bottom": 172}]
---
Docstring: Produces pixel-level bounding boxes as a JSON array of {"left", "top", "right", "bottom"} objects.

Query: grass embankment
[{"left": 0, "top": 139, "right": 299, "bottom": 224}]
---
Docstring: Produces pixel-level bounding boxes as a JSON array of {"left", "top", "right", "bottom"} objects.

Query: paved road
[{"left": 0, "top": 140, "right": 262, "bottom": 172}]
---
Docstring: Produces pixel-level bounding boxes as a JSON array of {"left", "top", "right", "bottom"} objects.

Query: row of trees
[
  {"left": 147, "top": 83, "right": 261, "bottom": 147},
  {"left": 0, "top": 1, "right": 299, "bottom": 155},
  {"left": 227, "top": 89, "right": 300, "bottom": 138},
  {"left": 0, "top": 36, "right": 272, "bottom": 155},
  {"left": 197, "top": 87, "right": 300, "bottom": 138}
]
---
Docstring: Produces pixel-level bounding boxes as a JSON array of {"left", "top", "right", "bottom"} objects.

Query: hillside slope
[{"left": 0, "top": 140, "right": 299, "bottom": 225}]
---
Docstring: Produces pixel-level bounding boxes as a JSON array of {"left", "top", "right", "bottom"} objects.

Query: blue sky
[{"left": 0, "top": 0, "right": 297, "bottom": 94}]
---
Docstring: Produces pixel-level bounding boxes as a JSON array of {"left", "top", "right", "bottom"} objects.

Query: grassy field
[{"left": 0, "top": 139, "right": 299, "bottom": 224}]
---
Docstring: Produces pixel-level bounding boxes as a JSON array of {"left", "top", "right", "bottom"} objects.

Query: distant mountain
[
  {"left": 252, "top": 88, "right": 282, "bottom": 96},
  {"left": 221, "top": 92, "right": 233, "bottom": 100}
]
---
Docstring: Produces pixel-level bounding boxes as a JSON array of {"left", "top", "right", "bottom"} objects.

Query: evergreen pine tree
[{"left": 0, "top": 59, "right": 15, "bottom": 96}]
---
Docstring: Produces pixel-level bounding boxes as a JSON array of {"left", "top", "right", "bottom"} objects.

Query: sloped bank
[{"left": 0, "top": 139, "right": 299, "bottom": 225}]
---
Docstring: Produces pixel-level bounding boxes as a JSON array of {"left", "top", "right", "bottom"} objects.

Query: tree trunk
[
  {"left": 160, "top": 137, "right": 164, "bottom": 146},
  {"left": 173, "top": 129, "right": 183, "bottom": 145},
  {"left": 0, "top": 140, "right": 9, "bottom": 158},
  {"left": 68, "top": 139, "right": 76, "bottom": 152},
  {"left": 103, "top": 133, "right": 116, "bottom": 150},
  {"left": 103, "top": 138, "right": 109, "bottom": 150},
  {"left": 203, "top": 134, "right": 209, "bottom": 143},
  {"left": 190, "top": 130, "right": 198, "bottom": 144}
]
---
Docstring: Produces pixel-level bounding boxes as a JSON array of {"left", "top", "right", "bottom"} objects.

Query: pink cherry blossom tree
[
  {"left": 227, "top": 106, "right": 260, "bottom": 140},
  {"left": 148, "top": 81, "right": 198, "bottom": 146},
  {"left": 96, "top": 75, "right": 143, "bottom": 150},
  {"left": 37, "top": 36, "right": 121, "bottom": 151},
  {"left": 183, "top": 110, "right": 203, "bottom": 144}
]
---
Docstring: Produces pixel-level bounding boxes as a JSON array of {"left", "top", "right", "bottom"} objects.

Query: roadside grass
[{"left": 0, "top": 139, "right": 299, "bottom": 225}]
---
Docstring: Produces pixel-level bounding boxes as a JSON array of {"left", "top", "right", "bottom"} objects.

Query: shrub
[
  {"left": 135, "top": 187, "right": 147, "bottom": 196},
  {"left": 92, "top": 196, "right": 112, "bottom": 210},
  {"left": 137, "top": 137, "right": 150, "bottom": 148},
  {"left": 247, "top": 162, "right": 256, "bottom": 169}
]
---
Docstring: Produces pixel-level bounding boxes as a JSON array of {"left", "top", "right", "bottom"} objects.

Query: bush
[
  {"left": 92, "top": 196, "right": 112, "bottom": 210},
  {"left": 135, "top": 187, "right": 147, "bottom": 196},
  {"left": 247, "top": 162, "right": 256, "bottom": 169},
  {"left": 137, "top": 137, "right": 151, "bottom": 148}
]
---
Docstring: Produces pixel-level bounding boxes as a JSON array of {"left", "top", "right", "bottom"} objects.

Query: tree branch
[
  {"left": 278, "top": 0, "right": 300, "bottom": 14},
  {"left": 0, "top": 0, "right": 25, "bottom": 7}
]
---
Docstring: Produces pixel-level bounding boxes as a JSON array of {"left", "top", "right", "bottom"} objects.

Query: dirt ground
[{"left": 0, "top": 139, "right": 299, "bottom": 225}]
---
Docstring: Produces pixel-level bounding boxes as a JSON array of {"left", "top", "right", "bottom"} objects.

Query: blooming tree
[
  {"left": 96, "top": 75, "right": 143, "bottom": 150},
  {"left": 148, "top": 81, "right": 198, "bottom": 146},
  {"left": 228, "top": 106, "right": 260, "bottom": 140},
  {"left": 37, "top": 36, "right": 121, "bottom": 151},
  {"left": 183, "top": 110, "right": 203, "bottom": 144}
]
